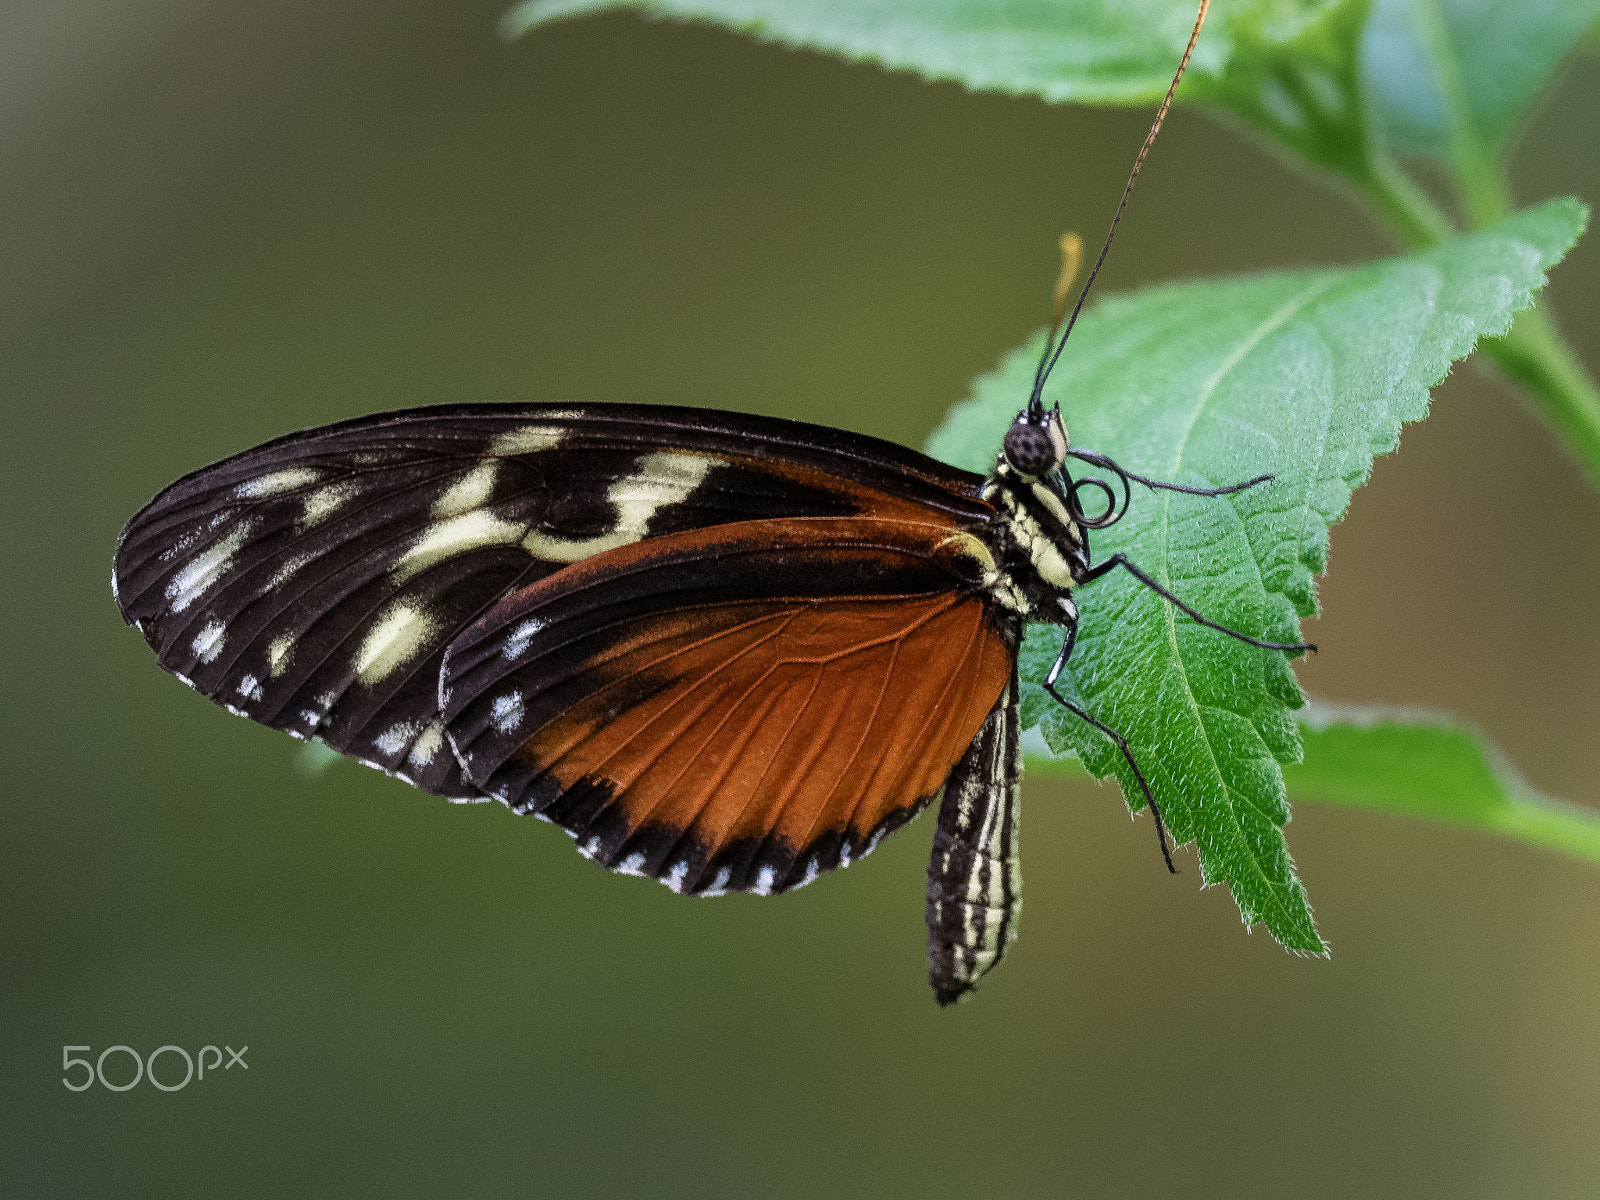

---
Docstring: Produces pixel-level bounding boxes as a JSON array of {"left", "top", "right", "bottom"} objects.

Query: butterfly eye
[{"left": 1002, "top": 421, "right": 1061, "bottom": 477}]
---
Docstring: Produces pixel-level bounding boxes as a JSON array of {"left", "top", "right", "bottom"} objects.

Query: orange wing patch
[{"left": 443, "top": 517, "right": 1014, "bottom": 896}]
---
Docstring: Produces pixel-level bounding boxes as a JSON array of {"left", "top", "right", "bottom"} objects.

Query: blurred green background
[{"left": 4, "top": 3, "right": 1599, "bottom": 1196}]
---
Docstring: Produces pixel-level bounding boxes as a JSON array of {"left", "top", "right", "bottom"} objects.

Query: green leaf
[
  {"left": 1285, "top": 701, "right": 1600, "bottom": 864},
  {"left": 1197, "top": 0, "right": 1374, "bottom": 182},
  {"left": 1026, "top": 702, "right": 1600, "bottom": 865},
  {"left": 502, "top": 0, "right": 1299, "bottom": 104},
  {"left": 1362, "top": 0, "right": 1600, "bottom": 163},
  {"left": 927, "top": 199, "right": 1586, "bottom": 952}
]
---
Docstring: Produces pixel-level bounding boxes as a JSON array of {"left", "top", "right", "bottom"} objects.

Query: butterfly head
[{"left": 1001, "top": 405, "right": 1068, "bottom": 479}]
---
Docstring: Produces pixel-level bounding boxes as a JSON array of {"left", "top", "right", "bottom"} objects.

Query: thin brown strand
[{"left": 1031, "top": 0, "right": 1210, "bottom": 408}]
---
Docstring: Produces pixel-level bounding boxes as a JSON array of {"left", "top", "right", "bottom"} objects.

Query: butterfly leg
[
  {"left": 1064, "top": 447, "right": 1274, "bottom": 497},
  {"left": 1043, "top": 630, "right": 1177, "bottom": 874},
  {"left": 1079, "top": 553, "right": 1316, "bottom": 653}
]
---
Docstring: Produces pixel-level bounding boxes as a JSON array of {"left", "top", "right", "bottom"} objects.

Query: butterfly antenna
[{"left": 1028, "top": 0, "right": 1210, "bottom": 411}]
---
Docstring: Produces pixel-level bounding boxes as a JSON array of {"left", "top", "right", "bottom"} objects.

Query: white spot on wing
[
  {"left": 354, "top": 604, "right": 438, "bottom": 683},
  {"left": 266, "top": 551, "right": 314, "bottom": 591},
  {"left": 753, "top": 864, "right": 776, "bottom": 895},
  {"left": 236, "top": 467, "right": 320, "bottom": 498},
  {"left": 192, "top": 618, "right": 226, "bottom": 664},
  {"left": 432, "top": 461, "right": 498, "bottom": 518},
  {"left": 237, "top": 674, "right": 263, "bottom": 702},
  {"left": 796, "top": 854, "right": 822, "bottom": 889},
  {"left": 667, "top": 860, "right": 690, "bottom": 893},
  {"left": 502, "top": 616, "right": 545, "bottom": 660},
  {"left": 618, "top": 852, "right": 647, "bottom": 876},
  {"left": 374, "top": 721, "right": 418, "bottom": 757},
  {"left": 166, "top": 521, "right": 253, "bottom": 613},
  {"left": 490, "top": 691, "right": 524, "bottom": 734},
  {"left": 699, "top": 865, "right": 733, "bottom": 897}
]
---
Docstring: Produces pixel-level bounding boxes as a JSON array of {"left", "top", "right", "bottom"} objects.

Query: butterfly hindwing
[
  {"left": 440, "top": 516, "right": 1016, "bottom": 896},
  {"left": 114, "top": 404, "right": 990, "bottom": 799}
]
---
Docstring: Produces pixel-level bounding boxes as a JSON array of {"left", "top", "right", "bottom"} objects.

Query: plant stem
[
  {"left": 1408, "top": 0, "right": 1508, "bottom": 229},
  {"left": 1481, "top": 308, "right": 1600, "bottom": 487},
  {"left": 1351, "top": 0, "right": 1600, "bottom": 484},
  {"left": 1357, "top": 142, "right": 1600, "bottom": 488},
  {"left": 1356, "top": 148, "right": 1454, "bottom": 249}
]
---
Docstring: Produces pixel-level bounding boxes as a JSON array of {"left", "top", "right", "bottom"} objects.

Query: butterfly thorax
[{"left": 976, "top": 459, "right": 1086, "bottom": 626}]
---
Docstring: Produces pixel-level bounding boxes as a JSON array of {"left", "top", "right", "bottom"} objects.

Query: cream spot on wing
[
  {"left": 301, "top": 482, "right": 357, "bottom": 526},
  {"left": 374, "top": 721, "right": 418, "bottom": 757},
  {"left": 489, "top": 423, "right": 567, "bottom": 456},
  {"left": 432, "top": 461, "right": 498, "bottom": 519},
  {"left": 192, "top": 618, "right": 227, "bottom": 664},
  {"left": 502, "top": 616, "right": 545, "bottom": 660},
  {"left": 937, "top": 531, "right": 997, "bottom": 575},
  {"left": 355, "top": 603, "right": 437, "bottom": 683},
  {"left": 405, "top": 720, "right": 446, "bottom": 768},
  {"left": 394, "top": 510, "right": 525, "bottom": 582},
  {"left": 521, "top": 451, "right": 719, "bottom": 563},
  {"left": 236, "top": 467, "right": 320, "bottom": 499},
  {"left": 167, "top": 521, "right": 254, "bottom": 613},
  {"left": 267, "top": 633, "right": 295, "bottom": 675},
  {"left": 490, "top": 691, "right": 524, "bottom": 734}
]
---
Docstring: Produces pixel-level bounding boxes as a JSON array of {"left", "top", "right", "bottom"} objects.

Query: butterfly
[{"left": 113, "top": 0, "right": 1308, "bottom": 1005}]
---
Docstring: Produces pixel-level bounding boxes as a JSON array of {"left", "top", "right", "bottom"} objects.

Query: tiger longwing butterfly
[{"left": 112, "top": 0, "right": 1311, "bottom": 1004}]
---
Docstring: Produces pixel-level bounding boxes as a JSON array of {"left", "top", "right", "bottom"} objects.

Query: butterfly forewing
[
  {"left": 114, "top": 404, "right": 991, "bottom": 801},
  {"left": 441, "top": 516, "right": 1016, "bottom": 896}
]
